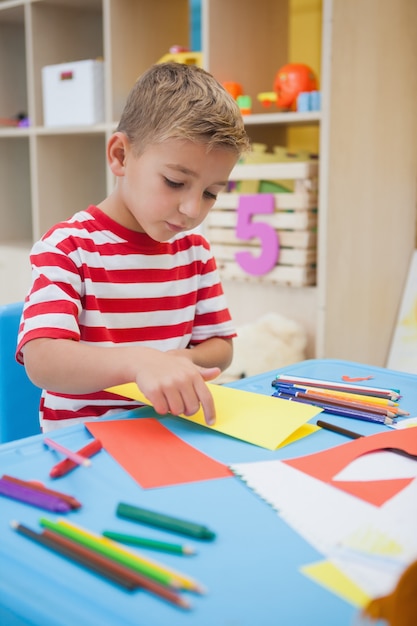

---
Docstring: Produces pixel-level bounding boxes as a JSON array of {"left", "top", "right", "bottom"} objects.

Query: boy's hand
[{"left": 135, "top": 354, "right": 220, "bottom": 426}]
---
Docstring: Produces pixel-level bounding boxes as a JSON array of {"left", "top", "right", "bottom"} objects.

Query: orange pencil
[
  {"left": 292, "top": 385, "right": 401, "bottom": 408},
  {"left": 290, "top": 391, "right": 397, "bottom": 418}
]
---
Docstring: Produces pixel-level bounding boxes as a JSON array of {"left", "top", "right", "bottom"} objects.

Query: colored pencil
[
  {"left": 273, "top": 392, "right": 394, "bottom": 425},
  {"left": 272, "top": 374, "right": 400, "bottom": 400},
  {"left": 44, "top": 437, "right": 92, "bottom": 468},
  {"left": 49, "top": 439, "right": 102, "bottom": 478},
  {"left": 0, "top": 478, "right": 71, "bottom": 512},
  {"left": 102, "top": 530, "right": 196, "bottom": 555},
  {"left": 317, "top": 420, "right": 417, "bottom": 461},
  {"left": 41, "top": 528, "right": 191, "bottom": 608},
  {"left": 117, "top": 502, "right": 216, "bottom": 541},
  {"left": 274, "top": 389, "right": 398, "bottom": 418},
  {"left": 273, "top": 383, "right": 405, "bottom": 410},
  {"left": 10, "top": 521, "right": 136, "bottom": 591},
  {"left": 39, "top": 517, "right": 204, "bottom": 593},
  {"left": 2, "top": 475, "right": 81, "bottom": 509},
  {"left": 316, "top": 420, "right": 363, "bottom": 439},
  {"left": 39, "top": 517, "right": 177, "bottom": 588}
]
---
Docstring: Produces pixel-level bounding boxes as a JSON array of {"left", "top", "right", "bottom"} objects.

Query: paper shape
[
  {"left": 333, "top": 450, "right": 417, "bottom": 481},
  {"left": 106, "top": 382, "right": 322, "bottom": 450},
  {"left": 301, "top": 560, "right": 371, "bottom": 608},
  {"left": 340, "top": 525, "right": 405, "bottom": 560},
  {"left": 284, "top": 428, "right": 417, "bottom": 506},
  {"left": 85, "top": 418, "right": 233, "bottom": 488}
]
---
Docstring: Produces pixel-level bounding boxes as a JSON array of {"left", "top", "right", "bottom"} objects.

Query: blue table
[{"left": 0, "top": 359, "right": 414, "bottom": 626}]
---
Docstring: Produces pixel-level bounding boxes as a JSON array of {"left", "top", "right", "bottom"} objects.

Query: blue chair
[{"left": 0, "top": 302, "right": 42, "bottom": 442}]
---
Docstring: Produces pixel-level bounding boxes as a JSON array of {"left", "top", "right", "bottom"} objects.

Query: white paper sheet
[{"left": 231, "top": 458, "right": 417, "bottom": 599}]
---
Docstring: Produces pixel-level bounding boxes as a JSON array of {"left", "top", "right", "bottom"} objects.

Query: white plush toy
[{"left": 216, "top": 312, "right": 307, "bottom": 384}]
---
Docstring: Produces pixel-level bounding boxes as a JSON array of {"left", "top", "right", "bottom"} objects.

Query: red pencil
[
  {"left": 11, "top": 521, "right": 136, "bottom": 591},
  {"left": 11, "top": 521, "right": 191, "bottom": 608},
  {"left": 42, "top": 528, "right": 191, "bottom": 608},
  {"left": 49, "top": 439, "right": 102, "bottom": 479}
]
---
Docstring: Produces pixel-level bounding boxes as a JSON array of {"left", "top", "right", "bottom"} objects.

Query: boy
[{"left": 17, "top": 62, "right": 250, "bottom": 432}]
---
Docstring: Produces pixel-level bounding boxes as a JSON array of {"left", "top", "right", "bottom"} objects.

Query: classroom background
[{"left": 0, "top": 0, "right": 416, "bottom": 373}]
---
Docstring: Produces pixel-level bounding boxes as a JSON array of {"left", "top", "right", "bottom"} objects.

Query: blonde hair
[{"left": 117, "top": 62, "right": 251, "bottom": 157}]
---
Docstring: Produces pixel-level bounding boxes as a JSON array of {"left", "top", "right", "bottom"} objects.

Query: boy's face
[{"left": 114, "top": 138, "right": 237, "bottom": 240}]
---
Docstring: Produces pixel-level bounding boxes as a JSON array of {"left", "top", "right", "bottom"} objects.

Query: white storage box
[{"left": 42, "top": 59, "right": 105, "bottom": 127}]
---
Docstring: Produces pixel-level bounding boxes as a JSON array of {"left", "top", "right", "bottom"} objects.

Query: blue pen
[{"left": 272, "top": 392, "right": 395, "bottom": 425}]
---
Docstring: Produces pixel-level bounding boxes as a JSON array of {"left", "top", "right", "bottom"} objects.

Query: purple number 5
[{"left": 235, "top": 194, "right": 279, "bottom": 276}]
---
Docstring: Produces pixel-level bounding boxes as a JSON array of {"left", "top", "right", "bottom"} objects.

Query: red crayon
[{"left": 49, "top": 439, "right": 102, "bottom": 479}]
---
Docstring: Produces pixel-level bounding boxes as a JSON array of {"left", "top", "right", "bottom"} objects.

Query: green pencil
[
  {"left": 102, "top": 531, "right": 196, "bottom": 555},
  {"left": 117, "top": 502, "right": 216, "bottom": 541},
  {"left": 38, "top": 517, "right": 180, "bottom": 589}
]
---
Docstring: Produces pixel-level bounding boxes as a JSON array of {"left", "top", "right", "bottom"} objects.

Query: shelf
[
  {"left": 243, "top": 111, "right": 321, "bottom": 125},
  {"left": 34, "top": 124, "right": 110, "bottom": 136}
]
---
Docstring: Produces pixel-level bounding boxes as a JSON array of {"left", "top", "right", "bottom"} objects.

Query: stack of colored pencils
[
  {"left": 271, "top": 374, "right": 407, "bottom": 426},
  {"left": 11, "top": 517, "right": 205, "bottom": 609}
]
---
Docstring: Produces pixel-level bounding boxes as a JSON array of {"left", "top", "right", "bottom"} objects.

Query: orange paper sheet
[
  {"left": 284, "top": 428, "right": 417, "bottom": 506},
  {"left": 86, "top": 418, "right": 233, "bottom": 488}
]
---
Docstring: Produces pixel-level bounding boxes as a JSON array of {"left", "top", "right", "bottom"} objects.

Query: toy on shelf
[
  {"left": 0, "top": 112, "right": 29, "bottom": 127},
  {"left": 157, "top": 45, "right": 203, "bottom": 67},
  {"left": 222, "top": 82, "right": 252, "bottom": 115},
  {"left": 258, "top": 63, "right": 319, "bottom": 112},
  {"left": 205, "top": 144, "right": 319, "bottom": 287},
  {"left": 222, "top": 81, "right": 243, "bottom": 100},
  {"left": 236, "top": 95, "right": 252, "bottom": 115}
]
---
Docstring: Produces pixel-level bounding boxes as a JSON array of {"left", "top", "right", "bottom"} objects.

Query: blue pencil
[
  {"left": 271, "top": 375, "right": 401, "bottom": 400},
  {"left": 272, "top": 391, "right": 395, "bottom": 425}
]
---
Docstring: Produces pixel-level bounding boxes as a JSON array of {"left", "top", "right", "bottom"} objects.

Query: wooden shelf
[
  {"left": 0, "top": 0, "right": 416, "bottom": 366},
  {"left": 242, "top": 111, "right": 321, "bottom": 125}
]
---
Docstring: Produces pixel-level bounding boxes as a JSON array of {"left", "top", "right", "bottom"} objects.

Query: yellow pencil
[
  {"left": 41, "top": 518, "right": 205, "bottom": 594},
  {"left": 294, "top": 385, "right": 400, "bottom": 408}
]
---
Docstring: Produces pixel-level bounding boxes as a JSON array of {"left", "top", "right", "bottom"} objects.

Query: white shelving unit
[{"left": 0, "top": 0, "right": 416, "bottom": 367}]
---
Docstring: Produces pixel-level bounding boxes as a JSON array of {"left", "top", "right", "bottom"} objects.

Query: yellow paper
[
  {"left": 106, "top": 382, "right": 322, "bottom": 450},
  {"left": 279, "top": 422, "right": 320, "bottom": 448},
  {"left": 301, "top": 560, "right": 371, "bottom": 608}
]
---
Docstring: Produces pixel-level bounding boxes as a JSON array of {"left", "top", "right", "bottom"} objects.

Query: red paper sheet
[
  {"left": 284, "top": 428, "right": 417, "bottom": 506},
  {"left": 86, "top": 418, "right": 233, "bottom": 489}
]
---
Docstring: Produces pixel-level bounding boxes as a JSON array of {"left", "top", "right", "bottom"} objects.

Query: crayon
[
  {"left": 0, "top": 478, "right": 71, "bottom": 512},
  {"left": 2, "top": 475, "right": 81, "bottom": 509},
  {"left": 117, "top": 502, "right": 216, "bottom": 541},
  {"left": 49, "top": 439, "right": 102, "bottom": 478},
  {"left": 44, "top": 437, "right": 92, "bottom": 468}
]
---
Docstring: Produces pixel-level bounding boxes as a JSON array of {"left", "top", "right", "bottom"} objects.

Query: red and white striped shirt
[{"left": 17, "top": 206, "right": 235, "bottom": 429}]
